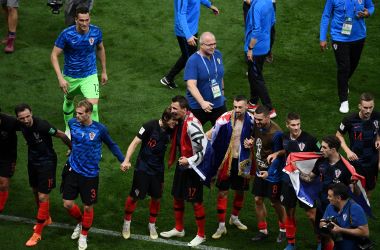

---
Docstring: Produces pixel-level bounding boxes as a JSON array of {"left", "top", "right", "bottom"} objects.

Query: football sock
[
  {"left": 91, "top": 104, "right": 99, "bottom": 122},
  {"left": 258, "top": 221, "right": 268, "bottom": 234},
  {"left": 279, "top": 220, "right": 286, "bottom": 232},
  {"left": 8, "top": 31, "right": 16, "bottom": 37},
  {"left": 216, "top": 195, "right": 228, "bottom": 223},
  {"left": 173, "top": 199, "right": 184, "bottom": 231},
  {"left": 63, "top": 98, "right": 74, "bottom": 131},
  {"left": 68, "top": 204, "right": 82, "bottom": 222},
  {"left": 285, "top": 217, "right": 296, "bottom": 244},
  {"left": 149, "top": 199, "right": 160, "bottom": 224},
  {"left": 34, "top": 201, "right": 49, "bottom": 235},
  {"left": 324, "top": 240, "right": 334, "bottom": 250},
  {"left": 231, "top": 192, "right": 244, "bottom": 216},
  {"left": 0, "top": 191, "right": 9, "bottom": 212},
  {"left": 81, "top": 208, "right": 94, "bottom": 236},
  {"left": 124, "top": 196, "right": 137, "bottom": 221},
  {"left": 193, "top": 202, "right": 205, "bottom": 237}
]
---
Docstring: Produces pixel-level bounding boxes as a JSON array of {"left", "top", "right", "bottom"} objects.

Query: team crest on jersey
[
  {"left": 89, "top": 132, "right": 96, "bottom": 140},
  {"left": 217, "top": 58, "right": 221, "bottom": 64},
  {"left": 333, "top": 43, "right": 338, "bottom": 50},
  {"left": 89, "top": 37, "right": 95, "bottom": 45},
  {"left": 335, "top": 169, "right": 342, "bottom": 178},
  {"left": 374, "top": 120, "right": 379, "bottom": 129},
  {"left": 358, "top": 0, "right": 362, "bottom": 4},
  {"left": 343, "top": 213, "right": 347, "bottom": 221},
  {"left": 298, "top": 142, "right": 306, "bottom": 151}
]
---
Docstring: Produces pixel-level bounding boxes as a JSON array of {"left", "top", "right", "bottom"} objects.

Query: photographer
[{"left": 320, "top": 183, "right": 369, "bottom": 250}]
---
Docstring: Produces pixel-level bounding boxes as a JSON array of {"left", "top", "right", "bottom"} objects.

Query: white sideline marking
[{"left": 0, "top": 214, "right": 229, "bottom": 250}]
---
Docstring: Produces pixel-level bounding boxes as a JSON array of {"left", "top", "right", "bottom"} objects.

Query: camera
[
  {"left": 47, "top": 0, "right": 63, "bottom": 14},
  {"left": 320, "top": 216, "right": 338, "bottom": 234},
  {"left": 320, "top": 216, "right": 343, "bottom": 241}
]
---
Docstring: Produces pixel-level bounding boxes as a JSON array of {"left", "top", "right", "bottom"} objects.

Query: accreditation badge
[
  {"left": 211, "top": 79, "right": 221, "bottom": 98},
  {"left": 341, "top": 17, "right": 353, "bottom": 35}
]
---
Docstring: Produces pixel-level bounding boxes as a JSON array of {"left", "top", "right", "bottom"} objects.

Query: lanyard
[
  {"left": 344, "top": 0, "right": 356, "bottom": 18},
  {"left": 198, "top": 52, "right": 218, "bottom": 82}
]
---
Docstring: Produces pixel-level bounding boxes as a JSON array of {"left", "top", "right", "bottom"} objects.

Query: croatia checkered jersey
[
  {"left": 68, "top": 118, "right": 124, "bottom": 177},
  {"left": 55, "top": 25, "right": 102, "bottom": 78}
]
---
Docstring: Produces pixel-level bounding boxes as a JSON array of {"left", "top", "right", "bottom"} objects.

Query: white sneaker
[
  {"left": 339, "top": 101, "right": 349, "bottom": 113},
  {"left": 187, "top": 235, "right": 206, "bottom": 247},
  {"left": 212, "top": 226, "right": 227, "bottom": 239},
  {"left": 148, "top": 223, "right": 158, "bottom": 240},
  {"left": 160, "top": 228, "right": 185, "bottom": 238},
  {"left": 71, "top": 223, "right": 82, "bottom": 240},
  {"left": 78, "top": 234, "right": 87, "bottom": 250},
  {"left": 229, "top": 216, "right": 248, "bottom": 230},
  {"left": 122, "top": 220, "right": 131, "bottom": 239}
]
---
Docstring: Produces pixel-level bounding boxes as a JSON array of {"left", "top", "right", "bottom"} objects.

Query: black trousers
[
  {"left": 247, "top": 55, "right": 273, "bottom": 110},
  {"left": 332, "top": 39, "right": 365, "bottom": 102},
  {"left": 191, "top": 104, "right": 227, "bottom": 126},
  {"left": 166, "top": 35, "right": 198, "bottom": 82}
]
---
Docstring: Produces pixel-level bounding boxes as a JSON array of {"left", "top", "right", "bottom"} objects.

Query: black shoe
[
  {"left": 160, "top": 77, "right": 178, "bottom": 89},
  {"left": 276, "top": 231, "right": 286, "bottom": 243},
  {"left": 251, "top": 232, "right": 268, "bottom": 242}
]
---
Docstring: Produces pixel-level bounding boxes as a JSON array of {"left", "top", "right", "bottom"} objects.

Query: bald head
[
  {"left": 199, "top": 32, "right": 217, "bottom": 56},
  {"left": 199, "top": 32, "right": 215, "bottom": 44}
]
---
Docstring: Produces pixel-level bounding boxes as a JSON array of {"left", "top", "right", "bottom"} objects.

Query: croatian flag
[
  {"left": 283, "top": 152, "right": 322, "bottom": 207},
  {"left": 283, "top": 152, "right": 372, "bottom": 217}
]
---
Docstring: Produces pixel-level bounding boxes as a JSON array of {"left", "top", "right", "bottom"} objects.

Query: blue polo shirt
[
  {"left": 320, "top": 0, "right": 375, "bottom": 42},
  {"left": 55, "top": 25, "right": 103, "bottom": 78},
  {"left": 174, "top": 0, "right": 211, "bottom": 39},
  {"left": 184, "top": 50, "right": 225, "bottom": 109},
  {"left": 244, "top": 0, "right": 276, "bottom": 55},
  {"left": 323, "top": 199, "right": 368, "bottom": 250}
]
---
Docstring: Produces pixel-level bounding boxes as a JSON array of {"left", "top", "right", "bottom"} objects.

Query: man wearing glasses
[{"left": 184, "top": 31, "right": 226, "bottom": 126}]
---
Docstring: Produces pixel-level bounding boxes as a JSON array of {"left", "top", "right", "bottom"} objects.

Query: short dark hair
[
  {"left": 15, "top": 103, "right": 32, "bottom": 116},
  {"left": 254, "top": 105, "right": 270, "bottom": 117},
  {"left": 162, "top": 106, "right": 175, "bottom": 122},
  {"left": 234, "top": 95, "right": 247, "bottom": 102},
  {"left": 328, "top": 183, "right": 350, "bottom": 200},
  {"left": 322, "top": 135, "right": 341, "bottom": 151},
  {"left": 171, "top": 95, "right": 189, "bottom": 109},
  {"left": 75, "top": 6, "right": 90, "bottom": 17},
  {"left": 286, "top": 112, "right": 300, "bottom": 122},
  {"left": 359, "top": 92, "right": 374, "bottom": 103},
  {"left": 76, "top": 99, "right": 93, "bottom": 113}
]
